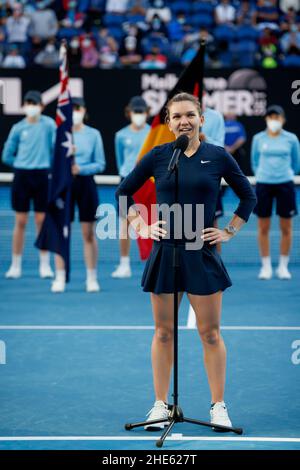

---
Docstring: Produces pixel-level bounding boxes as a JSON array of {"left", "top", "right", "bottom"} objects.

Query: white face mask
[
  {"left": 131, "top": 113, "right": 146, "bottom": 128},
  {"left": 267, "top": 119, "right": 282, "bottom": 133},
  {"left": 25, "top": 105, "right": 41, "bottom": 118},
  {"left": 73, "top": 111, "right": 84, "bottom": 126}
]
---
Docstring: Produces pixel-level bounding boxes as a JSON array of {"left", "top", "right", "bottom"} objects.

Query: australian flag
[{"left": 35, "top": 41, "right": 73, "bottom": 281}]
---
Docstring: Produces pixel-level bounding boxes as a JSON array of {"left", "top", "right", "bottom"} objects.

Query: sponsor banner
[{"left": 0, "top": 68, "right": 299, "bottom": 176}]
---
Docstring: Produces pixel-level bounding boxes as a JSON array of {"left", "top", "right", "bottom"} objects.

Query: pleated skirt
[{"left": 141, "top": 241, "right": 232, "bottom": 295}]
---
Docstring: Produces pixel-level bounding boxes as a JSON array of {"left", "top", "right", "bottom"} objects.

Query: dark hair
[{"left": 165, "top": 92, "right": 202, "bottom": 122}]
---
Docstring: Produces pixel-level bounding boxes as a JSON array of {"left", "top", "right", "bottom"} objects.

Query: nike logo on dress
[{"left": 201, "top": 160, "right": 210, "bottom": 164}]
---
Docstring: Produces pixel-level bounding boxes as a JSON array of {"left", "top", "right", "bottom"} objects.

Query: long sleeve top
[
  {"left": 116, "top": 141, "right": 257, "bottom": 242},
  {"left": 73, "top": 125, "right": 106, "bottom": 175},
  {"left": 251, "top": 129, "right": 300, "bottom": 183}
]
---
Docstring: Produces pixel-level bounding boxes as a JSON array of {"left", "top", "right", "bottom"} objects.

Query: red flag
[{"left": 134, "top": 41, "right": 206, "bottom": 260}]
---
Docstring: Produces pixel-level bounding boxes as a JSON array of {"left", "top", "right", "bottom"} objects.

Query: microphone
[{"left": 168, "top": 134, "right": 189, "bottom": 173}]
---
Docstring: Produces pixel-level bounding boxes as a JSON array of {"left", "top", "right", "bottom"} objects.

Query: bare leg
[
  {"left": 187, "top": 291, "right": 225, "bottom": 403},
  {"left": 12, "top": 212, "right": 28, "bottom": 255},
  {"left": 54, "top": 254, "right": 65, "bottom": 270},
  {"left": 258, "top": 217, "right": 271, "bottom": 257},
  {"left": 120, "top": 218, "right": 131, "bottom": 257},
  {"left": 279, "top": 217, "right": 292, "bottom": 256},
  {"left": 34, "top": 212, "right": 49, "bottom": 258},
  {"left": 150, "top": 292, "right": 184, "bottom": 402},
  {"left": 81, "top": 222, "right": 98, "bottom": 269}
]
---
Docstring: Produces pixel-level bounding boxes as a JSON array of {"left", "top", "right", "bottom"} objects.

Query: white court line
[
  {"left": 0, "top": 436, "right": 300, "bottom": 443},
  {"left": 0, "top": 325, "right": 300, "bottom": 331}
]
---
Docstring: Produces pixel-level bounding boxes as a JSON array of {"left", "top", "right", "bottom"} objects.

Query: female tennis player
[
  {"left": 116, "top": 92, "right": 257, "bottom": 430},
  {"left": 251, "top": 105, "right": 300, "bottom": 280}
]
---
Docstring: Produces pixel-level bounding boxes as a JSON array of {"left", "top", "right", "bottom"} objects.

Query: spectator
[
  {"left": 145, "top": 0, "right": 171, "bottom": 23},
  {"left": 279, "top": 0, "right": 300, "bottom": 14},
  {"left": 119, "top": 34, "right": 143, "bottom": 66},
  {"left": 127, "top": 0, "right": 149, "bottom": 16},
  {"left": 214, "top": 0, "right": 236, "bottom": 25},
  {"left": 140, "top": 43, "right": 167, "bottom": 68},
  {"left": 86, "top": 0, "right": 105, "bottom": 29},
  {"left": 68, "top": 35, "right": 82, "bottom": 66},
  {"left": 2, "top": 44, "right": 26, "bottom": 67},
  {"left": 34, "top": 37, "right": 60, "bottom": 67},
  {"left": 61, "top": 0, "right": 85, "bottom": 29},
  {"left": 259, "top": 25, "right": 278, "bottom": 46},
  {"left": 147, "top": 13, "right": 169, "bottom": 37},
  {"left": 236, "top": 0, "right": 256, "bottom": 26},
  {"left": 254, "top": 0, "right": 280, "bottom": 30},
  {"left": 280, "top": 23, "right": 300, "bottom": 52},
  {"left": 98, "top": 28, "right": 119, "bottom": 67},
  {"left": 29, "top": 0, "right": 58, "bottom": 41},
  {"left": 105, "top": 0, "right": 128, "bottom": 14},
  {"left": 5, "top": 3, "right": 31, "bottom": 51},
  {"left": 280, "top": 8, "right": 300, "bottom": 32},
  {"left": 224, "top": 113, "right": 247, "bottom": 163},
  {"left": 80, "top": 34, "right": 99, "bottom": 67}
]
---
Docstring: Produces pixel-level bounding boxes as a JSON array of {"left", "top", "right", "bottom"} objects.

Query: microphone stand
[{"left": 125, "top": 150, "right": 243, "bottom": 448}]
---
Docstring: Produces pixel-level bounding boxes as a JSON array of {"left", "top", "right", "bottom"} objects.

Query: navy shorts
[
  {"left": 254, "top": 181, "right": 298, "bottom": 218},
  {"left": 71, "top": 175, "right": 99, "bottom": 222},
  {"left": 11, "top": 168, "right": 49, "bottom": 212}
]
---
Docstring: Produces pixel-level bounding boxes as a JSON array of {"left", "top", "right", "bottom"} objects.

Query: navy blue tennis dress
[{"left": 116, "top": 142, "right": 257, "bottom": 295}]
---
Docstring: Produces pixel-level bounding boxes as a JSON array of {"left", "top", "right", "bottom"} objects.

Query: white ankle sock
[
  {"left": 39, "top": 252, "right": 50, "bottom": 266},
  {"left": 262, "top": 256, "right": 271, "bottom": 269},
  {"left": 120, "top": 256, "right": 130, "bottom": 267},
  {"left": 279, "top": 255, "right": 289, "bottom": 268},
  {"left": 55, "top": 269, "right": 66, "bottom": 282},
  {"left": 12, "top": 254, "right": 22, "bottom": 269},
  {"left": 87, "top": 269, "right": 97, "bottom": 282}
]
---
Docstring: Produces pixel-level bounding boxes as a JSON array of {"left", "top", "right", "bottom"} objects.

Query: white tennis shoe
[
  {"left": 111, "top": 264, "right": 132, "bottom": 278},
  {"left": 144, "top": 400, "right": 170, "bottom": 431},
  {"left": 86, "top": 279, "right": 100, "bottom": 292},
  {"left": 276, "top": 265, "right": 292, "bottom": 280},
  {"left": 39, "top": 264, "right": 54, "bottom": 279},
  {"left": 258, "top": 265, "right": 273, "bottom": 280},
  {"left": 210, "top": 401, "right": 232, "bottom": 431},
  {"left": 51, "top": 278, "right": 65, "bottom": 293},
  {"left": 5, "top": 265, "right": 21, "bottom": 279}
]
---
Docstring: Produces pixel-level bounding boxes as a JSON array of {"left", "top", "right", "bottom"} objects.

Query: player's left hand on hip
[{"left": 201, "top": 227, "right": 232, "bottom": 245}]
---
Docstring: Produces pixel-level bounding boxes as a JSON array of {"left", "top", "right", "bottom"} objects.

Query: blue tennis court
[{"left": 0, "top": 185, "right": 300, "bottom": 450}]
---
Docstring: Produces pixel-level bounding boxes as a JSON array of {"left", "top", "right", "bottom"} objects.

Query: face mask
[
  {"left": 25, "top": 105, "right": 41, "bottom": 118},
  {"left": 70, "top": 40, "right": 79, "bottom": 49},
  {"left": 73, "top": 111, "right": 84, "bottom": 125},
  {"left": 82, "top": 39, "right": 91, "bottom": 48},
  {"left": 131, "top": 113, "right": 146, "bottom": 127},
  {"left": 267, "top": 119, "right": 282, "bottom": 133},
  {"left": 152, "top": 19, "right": 161, "bottom": 29},
  {"left": 45, "top": 45, "right": 55, "bottom": 53}
]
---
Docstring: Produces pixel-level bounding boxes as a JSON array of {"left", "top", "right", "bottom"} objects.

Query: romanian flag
[{"left": 134, "top": 40, "right": 206, "bottom": 260}]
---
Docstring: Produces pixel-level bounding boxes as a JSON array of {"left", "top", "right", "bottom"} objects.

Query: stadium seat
[{"left": 169, "top": 1, "right": 191, "bottom": 16}]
